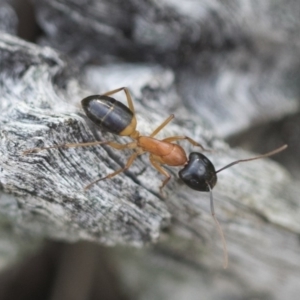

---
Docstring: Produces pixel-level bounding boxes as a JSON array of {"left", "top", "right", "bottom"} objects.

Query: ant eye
[{"left": 179, "top": 152, "right": 217, "bottom": 191}]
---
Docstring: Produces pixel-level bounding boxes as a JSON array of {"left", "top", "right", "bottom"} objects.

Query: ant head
[
  {"left": 179, "top": 152, "right": 217, "bottom": 192},
  {"left": 178, "top": 145, "right": 287, "bottom": 269}
]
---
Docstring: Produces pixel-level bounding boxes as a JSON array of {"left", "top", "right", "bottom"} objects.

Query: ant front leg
[
  {"left": 149, "top": 155, "right": 171, "bottom": 196},
  {"left": 162, "top": 136, "right": 211, "bottom": 152}
]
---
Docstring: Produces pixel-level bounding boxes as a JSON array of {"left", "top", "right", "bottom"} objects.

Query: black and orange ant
[{"left": 23, "top": 87, "right": 287, "bottom": 268}]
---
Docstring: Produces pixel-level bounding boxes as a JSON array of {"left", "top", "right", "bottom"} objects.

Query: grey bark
[{"left": 1, "top": 0, "right": 300, "bottom": 299}]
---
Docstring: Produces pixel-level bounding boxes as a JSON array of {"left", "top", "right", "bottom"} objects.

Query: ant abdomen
[{"left": 81, "top": 95, "right": 134, "bottom": 135}]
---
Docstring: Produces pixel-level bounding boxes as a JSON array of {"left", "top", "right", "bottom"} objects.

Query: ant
[{"left": 23, "top": 87, "right": 287, "bottom": 268}]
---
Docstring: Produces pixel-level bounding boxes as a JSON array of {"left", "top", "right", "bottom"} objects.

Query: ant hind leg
[
  {"left": 102, "top": 87, "right": 135, "bottom": 114},
  {"left": 23, "top": 140, "right": 111, "bottom": 155},
  {"left": 23, "top": 140, "right": 137, "bottom": 155}
]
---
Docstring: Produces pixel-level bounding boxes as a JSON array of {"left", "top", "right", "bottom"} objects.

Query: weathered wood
[
  {"left": 0, "top": 2, "right": 17, "bottom": 35},
  {"left": 1, "top": 0, "right": 300, "bottom": 299},
  {"left": 0, "top": 31, "right": 299, "bottom": 299},
  {"left": 0, "top": 33, "right": 171, "bottom": 246}
]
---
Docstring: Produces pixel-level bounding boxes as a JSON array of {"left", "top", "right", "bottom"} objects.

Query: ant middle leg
[
  {"left": 84, "top": 152, "right": 139, "bottom": 190},
  {"left": 149, "top": 155, "right": 171, "bottom": 196},
  {"left": 150, "top": 114, "right": 175, "bottom": 138},
  {"left": 162, "top": 136, "right": 211, "bottom": 152}
]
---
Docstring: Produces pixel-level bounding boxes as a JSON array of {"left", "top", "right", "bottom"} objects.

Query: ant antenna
[
  {"left": 207, "top": 183, "right": 228, "bottom": 269},
  {"left": 207, "top": 144, "right": 287, "bottom": 268},
  {"left": 216, "top": 144, "right": 287, "bottom": 174}
]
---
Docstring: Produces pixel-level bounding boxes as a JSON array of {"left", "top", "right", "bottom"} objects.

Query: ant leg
[
  {"left": 162, "top": 136, "right": 211, "bottom": 152},
  {"left": 149, "top": 155, "right": 171, "bottom": 196},
  {"left": 106, "top": 141, "right": 137, "bottom": 150},
  {"left": 150, "top": 114, "right": 175, "bottom": 137},
  {"left": 23, "top": 140, "right": 111, "bottom": 155},
  {"left": 23, "top": 140, "right": 137, "bottom": 155},
  {"left": 102, "top": 87, "right": 135, "bottom": 113},
  {"left": 84, "top": 152, "right": 139, "bottom": 190}
]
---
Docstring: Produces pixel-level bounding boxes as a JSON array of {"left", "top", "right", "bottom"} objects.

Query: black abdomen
[{"left": 81, "top": 95, "right": 133, "bottom": 134}]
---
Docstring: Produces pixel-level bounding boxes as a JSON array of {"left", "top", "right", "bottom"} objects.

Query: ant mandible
[{"left": 23, "top": 87, "right": 287, "bottom": 268}]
